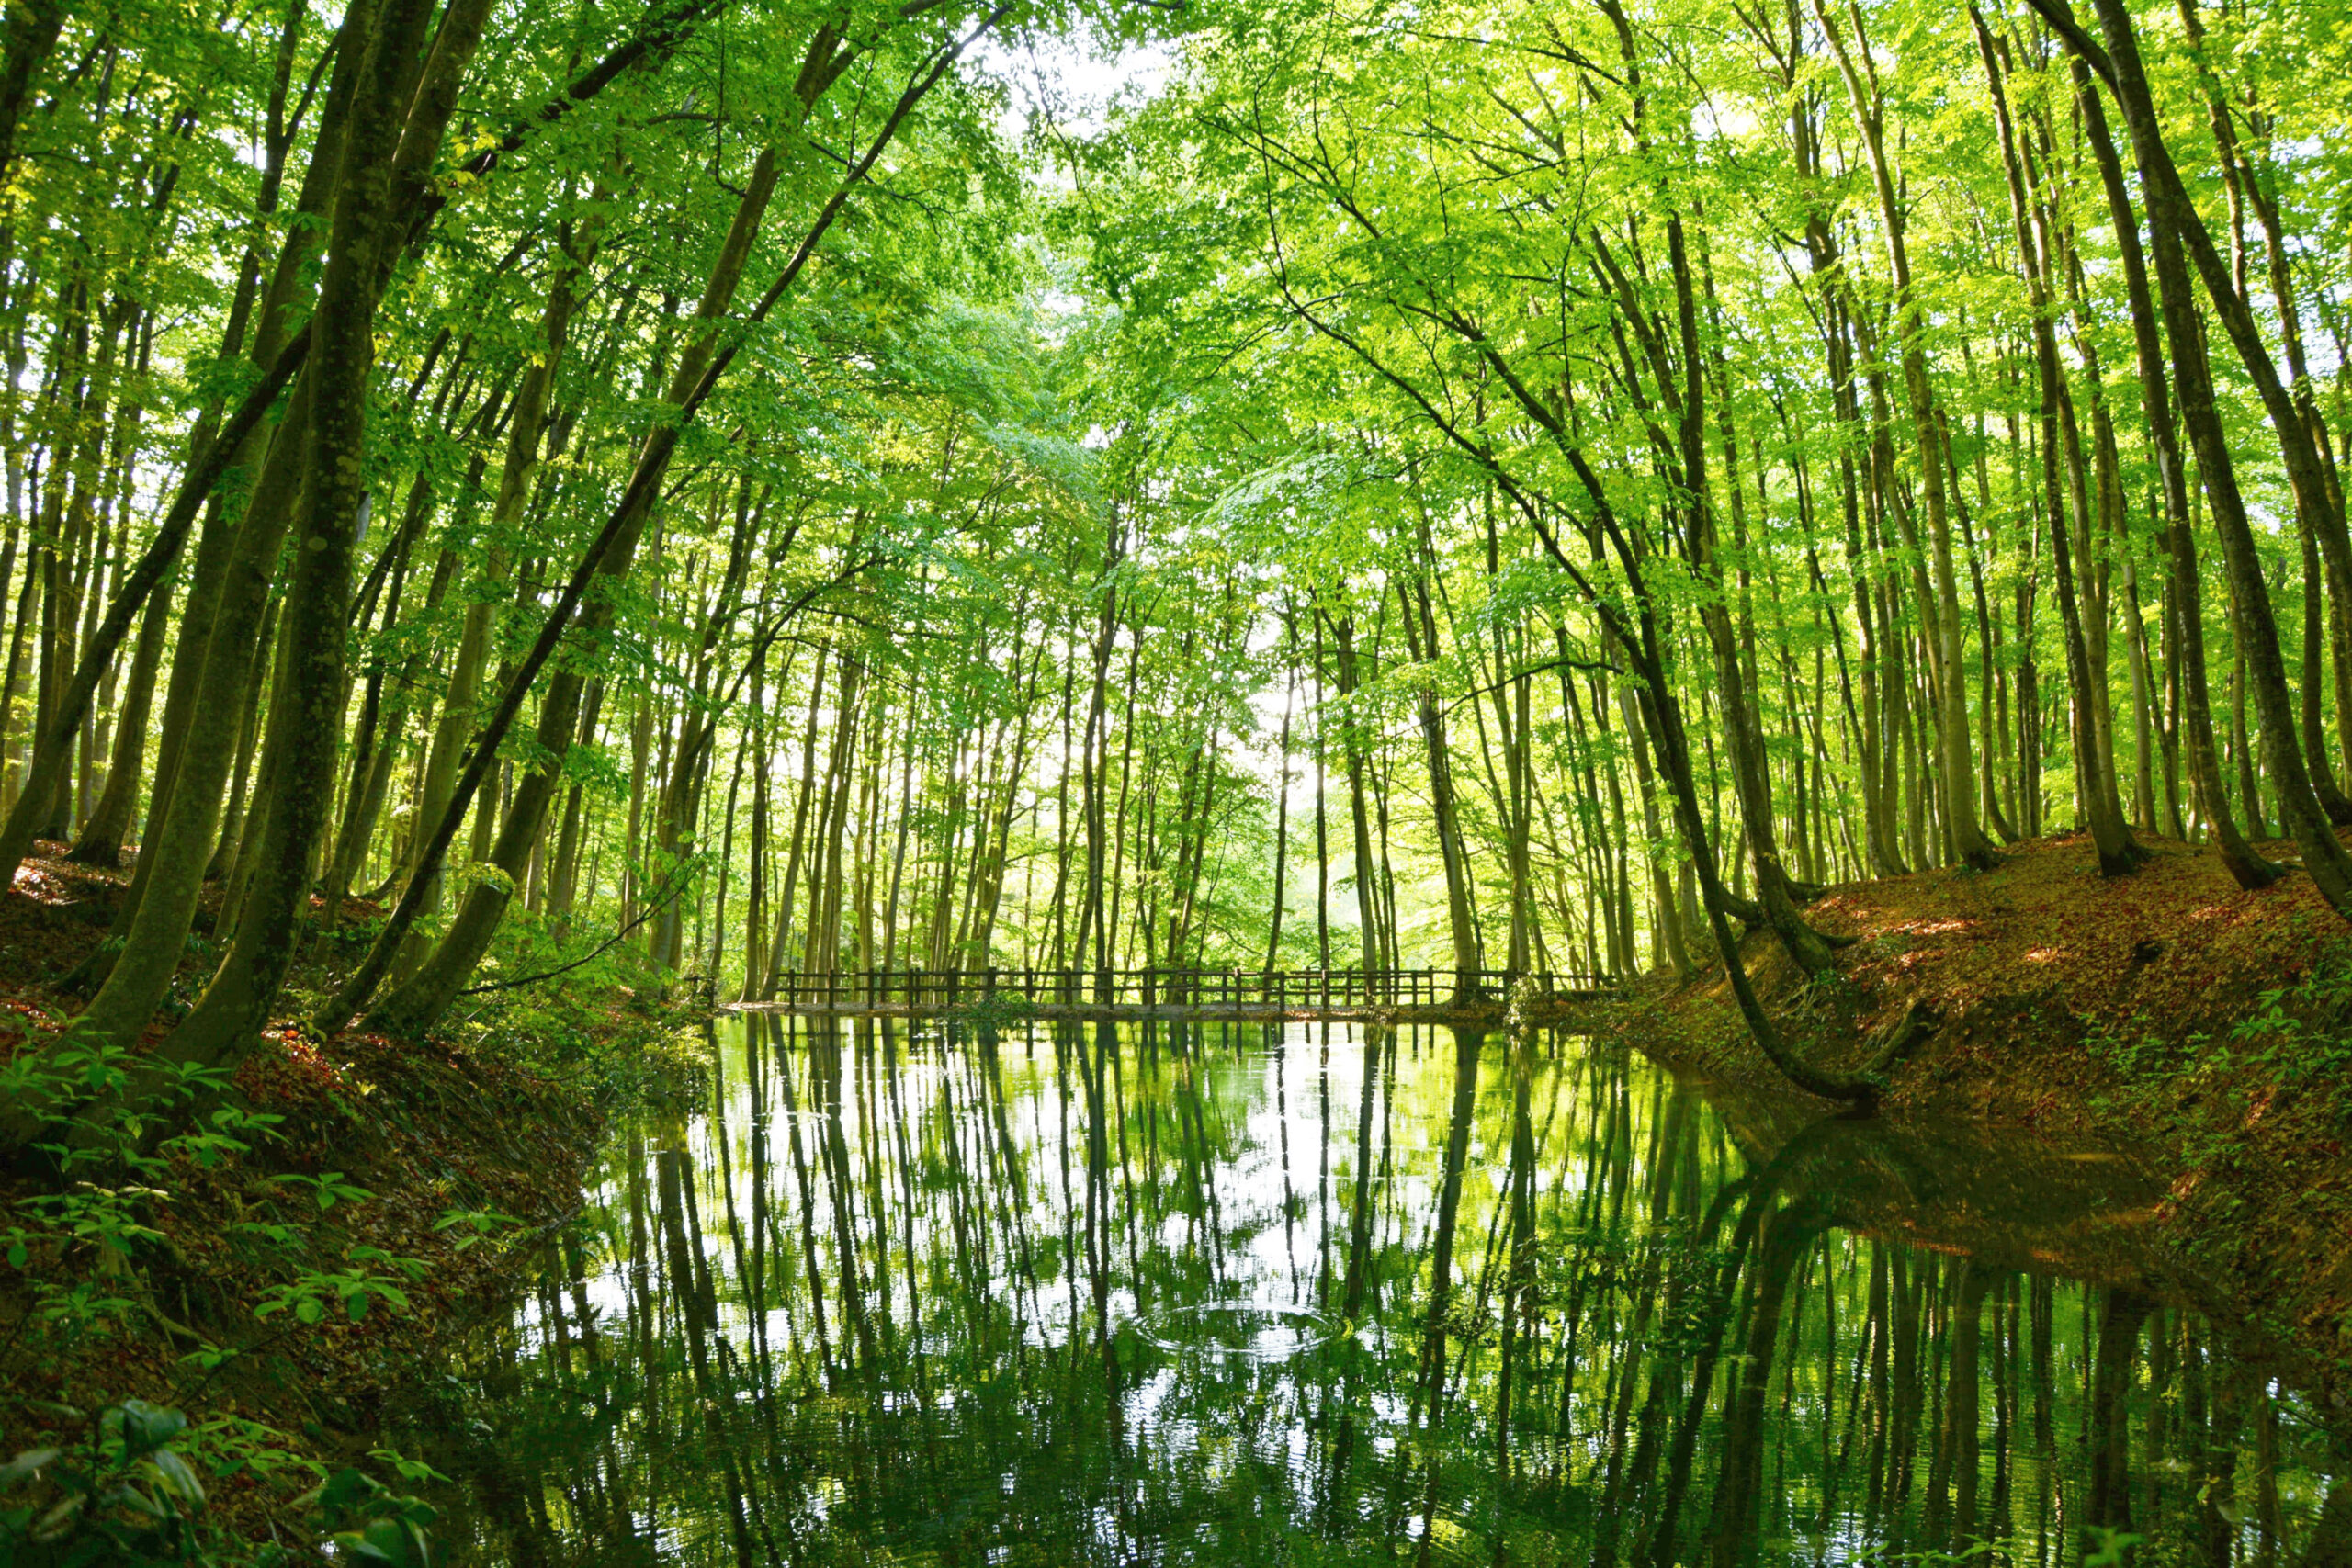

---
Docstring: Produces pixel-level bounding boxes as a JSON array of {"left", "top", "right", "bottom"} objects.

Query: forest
[
  {"left": 0, "top": 0, "right": 2349, "bottom": 1557},
  {"left": 1, "top": 0, "right": 2351, "bottom": 1101}
]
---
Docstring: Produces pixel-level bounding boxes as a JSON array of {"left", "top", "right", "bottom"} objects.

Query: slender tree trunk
[
  {"left": 2053, "top": 0, "right": 2352, "bottom": 911},
  {"left": 1397, "top": 568, "right": 1481, "bottom": 997},
  {"left": 1978, "top": 14, "right": 2143, "bottom": 874},
  {"left": 144, "top": 0, "right": 450, "bottom": 1075},
  {"left": 62, "top": 561, "right": 171, "bottom": 865},
  {"left": 1264, "top": 630, "right": 1295, "bottom": 970},
  {"left": 1816, "top": 0, "right": 1999, "bottom": 870},
  {"left": 1327, "top": 611, "right": 1384, "bottom": 978},
  {"left": 0, "top": 0, "right": 67, "bottom": 180}
]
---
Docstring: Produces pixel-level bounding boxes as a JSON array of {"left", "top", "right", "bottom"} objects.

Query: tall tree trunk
[
  {"left": 1263, "top": 637, "right": 1294, "bottom": 970},
  {"left": 62, "top": 561, "right": 171, "bottom": 865},
  {"left": 1978, "top": 14, "right": 2143, "bottom": 874},
  {"left": 1397, "top": 569, "right": 1481, "bottom": 998},
  {"left": 141, "top": 0, "right": 451, "bottom": 1076},
  {"left": 0, "top": 0, "right": 67, "bottom": 181},
  {"left": 1815, "top": 0, "right": 2000, "bottom": 870},
  {"left": 1327, "top": 611, "right": 1384, "bottom": 978},
  {"left": 2048, "top": 0, "right": 2352, "bottom": 913}
]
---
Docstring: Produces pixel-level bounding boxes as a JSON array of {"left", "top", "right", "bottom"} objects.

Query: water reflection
[{"left": 411, "top": 1018, "right": 2346, "bottom": 1564}]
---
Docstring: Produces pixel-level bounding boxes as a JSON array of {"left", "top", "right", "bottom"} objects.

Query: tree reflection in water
[{"left": 409, "top": 1016, "right": 2347, "bottom": 1565}]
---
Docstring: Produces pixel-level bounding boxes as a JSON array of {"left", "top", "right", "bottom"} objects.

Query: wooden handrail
[{"left": 753, "top": 964, "right": 1619, "bottom": 1010}]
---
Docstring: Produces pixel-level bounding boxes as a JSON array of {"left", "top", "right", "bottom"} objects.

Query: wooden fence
[{"left": 752, "top": 966, "right": 1617, "bottom": 1014}]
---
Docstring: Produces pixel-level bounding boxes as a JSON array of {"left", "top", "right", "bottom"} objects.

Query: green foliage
[
  {"left": 0, "top": 1401, "right": 443, "bottom": 1566},
  {"left": 2088, "top": 946, "right": 2352, "bottom": 1128},
  {"left": 0, "top": 1400, "right": 220, "bottom": 1565},
  {"left": 2081, "top": 1530, "right": 2145, "bottom": 1568},
  {"left": 268, "top": 1173, "right": 374, "bottom": 1213},
  {"left": 0, "top": 1022, "right": 248, "bottom": 1176},
  {"left": 2222, "top": 949, "right": 2352, "bottom": 1093},
  {"left": 430, "top": 1209, "right": 523, "bottom": 1254},
  {"left": 305, "top": 1465, "right": 439, "bottom": 1567},
  {"left": 0, "top": 1026, "right": 447, "bottom": 1562},
  {"left": 251, "top": 1247, "right": 423, "bottom": 1326},
  {"left": 0, "top": 1028, "right": 272, "bottom": 1359}
]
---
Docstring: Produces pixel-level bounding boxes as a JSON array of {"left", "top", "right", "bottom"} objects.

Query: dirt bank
[
  {"left": 0, "top": 848, "right": 690, "bottom": 1556},
  {"left": 1616, "top": 829, "right": 2352, "bottom": 1428}
]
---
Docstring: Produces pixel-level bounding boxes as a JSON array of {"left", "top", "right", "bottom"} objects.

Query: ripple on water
[{"left": 1137, "top": 1300, "right": 1347, "bottom": 1360}]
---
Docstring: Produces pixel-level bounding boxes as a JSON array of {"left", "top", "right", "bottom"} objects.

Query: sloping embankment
[{"left": 1612, "top": 831, "right": 2352, "bottom": 1425}]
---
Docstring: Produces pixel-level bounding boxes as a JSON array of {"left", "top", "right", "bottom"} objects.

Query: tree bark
[
  {"left": 62, "top": 560, "right": 172, "bottom": 866},
  {"left": 2048, "top": 0, "right": 2352, "bottom": 911},
  {"left": 1816, "top": 0, "right": 2001, "bottom": 871},
  {"left": 0, "top": 0, "right": 65, "bottom": 181},
  {"left": 1978, "top": 12, "right": 2144, "bottom": 874},
  {"left": 141, "top": 0, "right": 447, "bottom": 1077},
  {"left": 2070, "top": 59, "right": 2256, "bottom": 868},
  {"left": 361, "top": 143, "right": 791, "bottom": 1033}
]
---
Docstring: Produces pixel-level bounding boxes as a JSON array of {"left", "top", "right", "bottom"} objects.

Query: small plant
[
  {"left": 0, "top": 1399, "right": 216, "bottom": 1564},
  {"left": 0, "top": 1013, "right": 445, "bottom": 1562},
  {"left": 0, "top": 1020, "right": 237, "bottom": 1174},
  {"left": 0, "top": 1402, "right": 445, "bottom": 1566},
  {"left": 431, "top": 1206, "right": 523, "bottom": 1253},
  {"left": 252, "top": 1245, "right": 425, "bottom": 1325},
  {"left": 2223, "top": 953, "right": 2352, "bottom": 1093},
  {"left": 1, "top": 1032, "right": 278, "bottom": 1368},
  {"left": 950, "top": 989, "right": 1038, "bottom": 1031},
  {"left": 2081, "top": 1011, "right": 2181, "bottom": 1081},
  {"left": 269, "top": 1171, "right": 375, "bottom": 1213},
  {"left": 2082, "top": 1528, "right": 2144, "bottom": 1567},
  {"left": 306, "top": 1463, "right": 440, "bottom": 1567}
]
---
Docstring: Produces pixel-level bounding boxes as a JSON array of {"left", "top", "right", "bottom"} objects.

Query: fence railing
[{"left": 755, "top": 966, "right": 1617, "bottom": 1012}]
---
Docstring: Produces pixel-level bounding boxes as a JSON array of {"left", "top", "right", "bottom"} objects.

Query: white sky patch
[
  {"left": 974, "top": 28, "right": 1175, "bottom": 145},
  {"left": 1691, "top": 99, "right": 1760, "bottom": 141}
]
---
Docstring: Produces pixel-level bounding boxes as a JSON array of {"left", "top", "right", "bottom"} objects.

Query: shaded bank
[
  {"left": 1621, "top": 831, "right": 2352, "bottom": 1438},
  {"left": 0, "top": 848, "right": 697, "bottom": 1553}
]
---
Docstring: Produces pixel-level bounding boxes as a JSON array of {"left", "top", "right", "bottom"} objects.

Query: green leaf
[
  {"left": 0, "top": 1449, "right": 60, "bottom": 1489},
  {"left": 153, "top": 1448, "right": 207, "bottom": 1504},
  {"left": 361, "top": 1517, "right": 434, "bottom": 1567},
  {"left": 332, "top": 1529, "right": 400, "bottom": 1564},
  {"left": 116, "top": 1399, "right": 187, "bottom": 1456}
]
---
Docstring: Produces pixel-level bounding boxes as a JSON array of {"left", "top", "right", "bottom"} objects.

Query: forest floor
[
  {"left": 0, "top": 846, "right": 700, "bottom": 1554},
  {"left": 1620, "top": 829, "right": 2352, "bottom": 1436}
]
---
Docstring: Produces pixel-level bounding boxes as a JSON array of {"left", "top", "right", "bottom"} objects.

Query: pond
[{"left": 396, "top": 1016, "right": 2346, "bottom": 1564}]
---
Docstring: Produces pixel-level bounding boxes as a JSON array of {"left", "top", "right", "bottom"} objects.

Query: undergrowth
[
  {"left": 0, "top": 866, "right": 711, "bottom": 1564},
  {"left": 0, "top": 1024, "right": 446, "bottom": 1563},
  {"left": 2084, "top": 941, "right": 2352, "bottom": 1170}
]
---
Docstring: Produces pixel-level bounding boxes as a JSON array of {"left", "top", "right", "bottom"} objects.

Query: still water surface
[{"left": 404, "top": 1017, "right": 2346, "bottom": 1564}]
